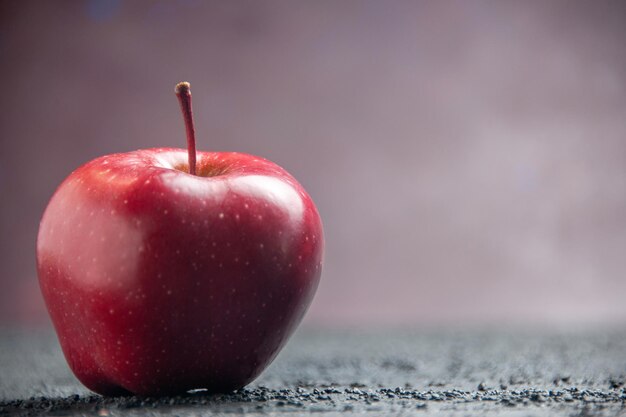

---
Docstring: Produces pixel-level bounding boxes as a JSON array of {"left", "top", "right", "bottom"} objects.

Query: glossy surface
[{"left": 37, "top": 148, "right": 324, "bottom": 396}]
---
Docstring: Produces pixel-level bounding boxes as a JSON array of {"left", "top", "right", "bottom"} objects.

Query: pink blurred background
[{"left": 1, "top": 1, "right": 625, "bottom": 327}]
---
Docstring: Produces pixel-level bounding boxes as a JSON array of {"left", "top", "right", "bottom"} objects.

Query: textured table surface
[{"left": 1, "top": 327, "right": 625, "bottom": 416}]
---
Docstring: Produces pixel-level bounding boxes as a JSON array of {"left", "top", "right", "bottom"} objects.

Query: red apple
[{"left": 36, "top": 82, "right": 324, "bottom": 396}]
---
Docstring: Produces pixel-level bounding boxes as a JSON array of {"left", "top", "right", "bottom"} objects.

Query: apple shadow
[{"left": 0, "top": 388, "right": 312, "bottom": 416}]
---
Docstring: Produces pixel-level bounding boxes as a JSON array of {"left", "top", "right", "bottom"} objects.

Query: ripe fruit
[{"left": 37, "top": 82, "right": 324, "bottom": 396}]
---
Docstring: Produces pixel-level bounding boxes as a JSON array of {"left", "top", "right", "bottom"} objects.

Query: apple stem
[{"left": 175, "top": 82, "right": 197, "bottom": 176}]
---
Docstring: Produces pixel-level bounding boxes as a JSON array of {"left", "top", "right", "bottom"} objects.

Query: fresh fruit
[{"left": 37, "top": 82, "right": 323, "bottom": 396}]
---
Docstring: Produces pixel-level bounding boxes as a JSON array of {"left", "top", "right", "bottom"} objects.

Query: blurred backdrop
[{"left": 1, "top": 0, "right": 625, "bottom": 327}]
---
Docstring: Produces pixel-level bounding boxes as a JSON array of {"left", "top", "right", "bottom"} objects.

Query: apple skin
[{"left": 37, "top": 148, "right": 323, "bottom": 396}]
